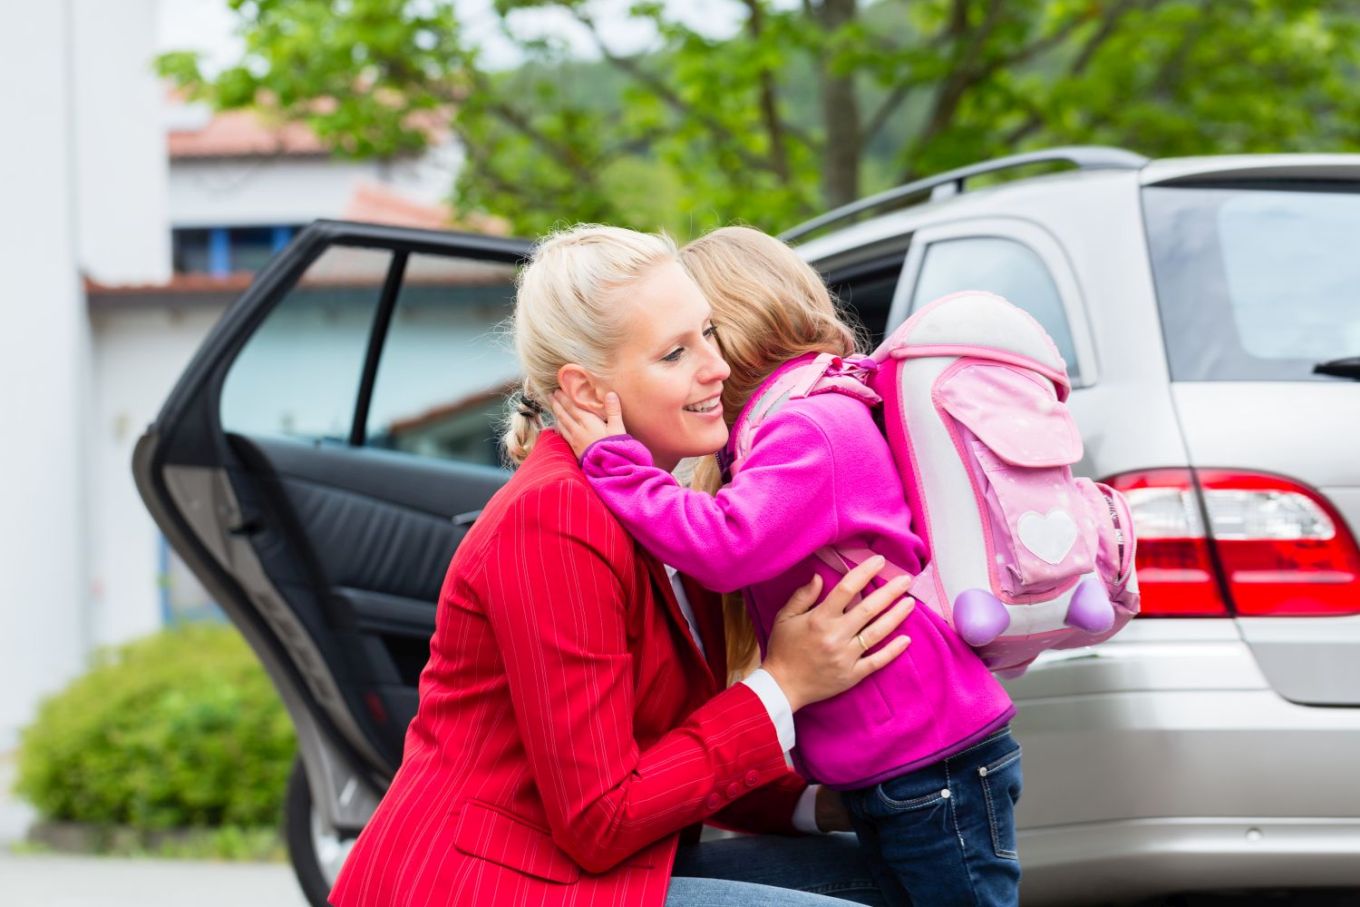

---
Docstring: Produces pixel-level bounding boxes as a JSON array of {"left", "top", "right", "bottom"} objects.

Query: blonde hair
[
  {"left": 502, "top": 224, "right": 678, "bottom": 465},
  {"left": 681, "top": 226, "right": 862, "bottom": 681}
]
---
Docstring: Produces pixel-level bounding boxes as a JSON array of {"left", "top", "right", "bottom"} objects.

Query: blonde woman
[
  {"left": 552, "top": 227, "right": 1021, "bottom": 907},
  {"left": 329, "top": 225, "right": 912, "bottom": 907}
]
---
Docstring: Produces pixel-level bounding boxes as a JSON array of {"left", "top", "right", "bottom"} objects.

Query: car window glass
[
  {"left": 220, "top": 245, "right": 391, "bottom": 442},
  {"left": 363, "top": 254, "right": 520, "bottom": 467},
  {"left": 1145, "top": 185, "right": 1360, "bottom": 381},
  {"left": 824, "top": 253, "right": 906, "bottom": 346},
  {"left": 1218, "top": 191, "right": 1360, "bottom": 361},
  {"left": 910, "top": 237, "right": 1081, "bottom": 381}
]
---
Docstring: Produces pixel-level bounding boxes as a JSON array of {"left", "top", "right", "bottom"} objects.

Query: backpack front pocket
[{"left": 935, "top": 361, "right": 1097, "bottom": 598}]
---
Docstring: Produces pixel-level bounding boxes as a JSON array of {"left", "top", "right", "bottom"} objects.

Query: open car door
[{"left": 132, "top": 221, "right": 531, "bottom": 904}]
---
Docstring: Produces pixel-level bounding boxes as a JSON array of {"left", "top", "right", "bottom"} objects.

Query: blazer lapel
[
  {"left": 641, "top": 554, "right": 719, "bottom": 695},
  {"left": 681, "top": 575, "right": 730, "bottom": 685}
]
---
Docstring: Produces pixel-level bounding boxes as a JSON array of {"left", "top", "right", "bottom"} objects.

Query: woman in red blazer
[{"left": 329, "top": 226, "right": 913, "bottom": 907}]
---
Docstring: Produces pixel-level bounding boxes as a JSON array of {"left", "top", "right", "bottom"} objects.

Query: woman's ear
[{"left": 556, "top": 363, "right": 608, "bottom": 419}]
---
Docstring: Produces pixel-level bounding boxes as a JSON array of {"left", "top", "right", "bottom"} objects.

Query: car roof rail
[{"left": 780, "top": 145, "right": 1148, "bottom": 243}]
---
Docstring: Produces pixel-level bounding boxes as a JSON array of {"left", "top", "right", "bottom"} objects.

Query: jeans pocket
[
  {"left": 873, "top": 778, "right": 951, "bottom": 814},
  {"left": 977, "top": 745, "right": 1023, "bottom": 861}
]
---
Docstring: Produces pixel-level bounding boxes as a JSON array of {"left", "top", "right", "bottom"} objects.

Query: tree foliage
[{"left": 159, "top": 0, "right": 1360, "bottom": 237}]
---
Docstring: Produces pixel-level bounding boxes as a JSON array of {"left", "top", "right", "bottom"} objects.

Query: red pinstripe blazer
[{"left": 330, "top": 430, "right": 806, "bottom": 907}]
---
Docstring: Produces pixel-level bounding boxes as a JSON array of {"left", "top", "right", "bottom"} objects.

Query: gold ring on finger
[{"left": 855, "top": 632, "right": 868, "bottom": 652}]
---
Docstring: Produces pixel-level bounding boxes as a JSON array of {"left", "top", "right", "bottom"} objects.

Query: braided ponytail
[{"left": 501, "top": 386, "right": 546, "bottom": 466}]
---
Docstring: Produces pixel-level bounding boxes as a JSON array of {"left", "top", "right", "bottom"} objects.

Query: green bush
[{"left": 17, "top": 624, "right": 295, "bottom": 830}]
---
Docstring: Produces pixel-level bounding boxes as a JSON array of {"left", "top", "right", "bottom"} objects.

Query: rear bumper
[
  {"left": 1005, "top": 626, "right": 1360, "bottom": 903},
  {"left": 1018, "top": 818, "right": 1360, "bottom": 906}
]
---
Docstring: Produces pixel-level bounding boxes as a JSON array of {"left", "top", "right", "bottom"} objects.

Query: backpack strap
[
  {"left": 727, "top": 353, "right": 882, "bottom": 476},
  {"left": 814, "top": 545, "right": 913, "bottom": 585}
]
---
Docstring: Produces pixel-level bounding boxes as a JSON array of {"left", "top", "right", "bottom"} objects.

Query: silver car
[
  {"left": 792, "top": 148, "right": 1360, "bottom": 905},
  {"left": 134, "top": 149, "right": 1360, "bottom": 906}
]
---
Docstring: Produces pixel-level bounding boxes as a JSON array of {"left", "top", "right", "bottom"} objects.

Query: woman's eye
[
  {"left": 703, "top": 325, "right": 718, "bottom": 339},
  {"left": 662, "top": 347, "right": 684, "bottom": 363}
]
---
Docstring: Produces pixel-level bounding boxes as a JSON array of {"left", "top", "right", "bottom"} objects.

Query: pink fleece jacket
[{"left": 580, "top": 367, "right": 1015, "bottom": 789}]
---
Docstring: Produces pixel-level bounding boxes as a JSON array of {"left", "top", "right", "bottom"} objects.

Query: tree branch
[
  {"left": 902, "top": 0, "right": 1007, "bottom": 178},
  {"left": 449, "top": 121, "right": 549, "bottom": 204},
  {"left": 462, "top": 69, "right": 600, "bottom": 187},
  {"left": 815, "top": 0, "right": 862, "bottom": 206},
  {"left": 863, "top": 78, "right": 917, "bottom": 147},
  {"left": 1000, "top": 0, "right": 1153, "bottom": 145},
  {"left": 742, "top": 0, "right": 791, "bottom": 184},
  {"left": 573, "top": 9, "right": 780, "bottom": 176}
]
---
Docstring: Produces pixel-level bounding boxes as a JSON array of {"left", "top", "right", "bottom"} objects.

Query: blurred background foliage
[
  {"left": 158, "top": 0, "right": 1360, "bottom": 238},
  {"left": 17, "top": 625, "right": 294, "bottom": 832}
]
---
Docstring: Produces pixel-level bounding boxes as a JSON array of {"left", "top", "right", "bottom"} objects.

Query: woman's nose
[{"left": 701, "top": 346, "right": 731, "bottom": 383}]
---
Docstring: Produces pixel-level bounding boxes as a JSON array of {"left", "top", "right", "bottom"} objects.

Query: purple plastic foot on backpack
[
  {"left": 1065, "top": 579, "right": 1115, "bottom": 633},
  {"left": 953, "top": 589, "right": 1010, "bottom": 647}
]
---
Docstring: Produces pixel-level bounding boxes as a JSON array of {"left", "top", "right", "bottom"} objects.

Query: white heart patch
[{"left": 1017, "top": 509, "right": 1078, "bottom": 565}]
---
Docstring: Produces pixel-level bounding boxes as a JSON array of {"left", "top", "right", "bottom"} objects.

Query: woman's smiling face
[{"left": 601, "top": 260, "right": 731, "bottom": 471}]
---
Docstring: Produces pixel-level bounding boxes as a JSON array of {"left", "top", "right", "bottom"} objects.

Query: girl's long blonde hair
[{"left": 680, "top": 226, "right": 863, "bottom": 682}]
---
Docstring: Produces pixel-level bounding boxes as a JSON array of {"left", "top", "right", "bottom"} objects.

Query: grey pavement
[
  {"left": 0, "top": 852, "right": 309, "bottom": 907},
  {"left": 1, "top": 750, "right": 308, "bottom": 907}
]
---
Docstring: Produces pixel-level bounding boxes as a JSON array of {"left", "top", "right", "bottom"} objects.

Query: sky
[{"left": 156, "top": 0, "right": 751, "bottom": 73}]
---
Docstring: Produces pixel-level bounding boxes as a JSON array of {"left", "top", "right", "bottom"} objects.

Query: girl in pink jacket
[{"left": 552, "top": 227, "right": 1020, "bottom": 907}]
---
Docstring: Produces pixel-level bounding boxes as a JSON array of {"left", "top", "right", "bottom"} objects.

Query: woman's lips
[{"left": 683, "top": 396, "right": 722, "bottom": 416}]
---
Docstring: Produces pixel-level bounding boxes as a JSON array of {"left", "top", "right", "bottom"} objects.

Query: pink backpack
[{"left": 729, "top": 290, "right": 1139, "bottom": 676}]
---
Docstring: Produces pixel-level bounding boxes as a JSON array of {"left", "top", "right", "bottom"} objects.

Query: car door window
[
  {"left": 825, "top": 253, "right": 908, "bottom": 346},
  {"left": 910, "top": 236, "right": 1081, "bottom": 382},
  {"left": 221, "top": 245, "right": 393, "bottom": 442},
  {"left": 363, "top": 253, "right": 520, "bottom": 467},
  {"left": 220, "top": 245, "right": 521, "bottom": 468}
]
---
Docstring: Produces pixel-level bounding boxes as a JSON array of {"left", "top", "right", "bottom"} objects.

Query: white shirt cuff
[
  {"left": 793, "top": 785, "right": 824, "bottom": 834},
  {"left": 741, "top": 667, "right": 796, "bottom": 753}
]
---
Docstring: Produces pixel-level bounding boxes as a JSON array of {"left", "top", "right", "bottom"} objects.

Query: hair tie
[{"left": 518, "top": 394, "right": 544, "bottom": 420}]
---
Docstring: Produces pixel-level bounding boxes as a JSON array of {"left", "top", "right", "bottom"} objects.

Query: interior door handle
[{"left": 452, "top": 510, "right": 481, "bottom": 528}]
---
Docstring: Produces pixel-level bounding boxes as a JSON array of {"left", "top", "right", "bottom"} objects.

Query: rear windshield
[{"left": 1143, "top": 183, "right": 1360, "bottom": 381}]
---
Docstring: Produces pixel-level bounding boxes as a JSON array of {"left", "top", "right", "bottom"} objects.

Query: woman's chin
[{"left": 697, "top": 420, "right": 730, "bottom": 453}]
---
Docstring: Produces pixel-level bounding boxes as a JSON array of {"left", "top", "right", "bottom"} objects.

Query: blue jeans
[
  {"left": 666, "top": 831, "right": 888, "bottom": 906},
  {"left": 841, "top": 726, "right": 1023, "bottom": 907}
]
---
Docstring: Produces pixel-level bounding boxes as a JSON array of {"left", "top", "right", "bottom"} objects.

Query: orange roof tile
[{"left": 168, "top": 108, "right": 328, "bottom": 159}]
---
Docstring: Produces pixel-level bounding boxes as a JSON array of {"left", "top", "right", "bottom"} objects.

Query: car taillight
[
  {"left": 1106, "top": 469, "right": 1229, "bottom": 616},
  {"left": 1106, "top": 469, "right": 1360, "bottom": 618}
]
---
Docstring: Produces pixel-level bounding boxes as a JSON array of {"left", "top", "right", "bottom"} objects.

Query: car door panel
[{"left": 134, "top": 221, "right": 529, "bottom": 782}]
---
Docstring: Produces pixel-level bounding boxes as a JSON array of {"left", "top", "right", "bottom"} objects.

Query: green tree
[{"left": 159, "top": 0, "right": 1360, "bottom": 237}]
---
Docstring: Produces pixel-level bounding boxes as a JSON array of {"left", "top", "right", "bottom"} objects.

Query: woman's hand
[
  {"left": 760, "top": 556, "right": 914, "bottom": 712},
  {"left": 551, "top": 390, "right": 628, "bottom": 460}
]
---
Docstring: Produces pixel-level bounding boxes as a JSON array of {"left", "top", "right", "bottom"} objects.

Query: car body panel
[
  {"left": 1167, "top": 384, "right": 1359, "bottom": 492},
  {"left": 1141, "top": 154, "right": 1360, "bottom": 186}
]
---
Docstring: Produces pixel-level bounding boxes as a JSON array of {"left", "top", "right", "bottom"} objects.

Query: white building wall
[
  {"left": 88, "top": 303, "right": 228, "bottom": 647},
  {"left": 1, "top": 0, "right": 472, "bottom": 748},
  {"left": 168, "top": 147, "right": 460, "bottom": 227},
  {"left": 0, "top": 0, "right": 171, "bottom": 748},
  {"left": 0, "top": 1, "right": 90, "bottom": 749},
  {"left": 72, "top": 0, "right": 172, "bottom": 284}
]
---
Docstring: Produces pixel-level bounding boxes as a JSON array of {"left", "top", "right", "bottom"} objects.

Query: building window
[{"left": 172, "top": 224, "right": 302, "bottom": 276}]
